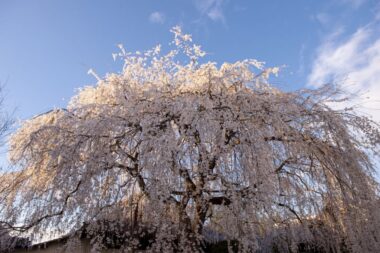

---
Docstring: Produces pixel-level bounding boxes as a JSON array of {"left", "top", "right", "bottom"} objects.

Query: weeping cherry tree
[{"left": 1, "top": 27, "right": 380, "bottom": 252}]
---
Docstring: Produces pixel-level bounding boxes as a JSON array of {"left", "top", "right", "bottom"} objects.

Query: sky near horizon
[{"left": 0, "top": 1, "right": 379, "bottom": 130}]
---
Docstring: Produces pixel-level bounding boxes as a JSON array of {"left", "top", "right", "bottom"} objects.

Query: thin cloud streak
[
  {"left": 314, "top": 12, "right": 330, "bottom": 26},
  {"left": 339, "top": 0, "right": 367, "bottom": 8}
]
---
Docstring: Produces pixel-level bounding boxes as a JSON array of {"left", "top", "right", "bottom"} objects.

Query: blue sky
[{"left": 0, "top": 0, "right": 379, "bottom": 121}]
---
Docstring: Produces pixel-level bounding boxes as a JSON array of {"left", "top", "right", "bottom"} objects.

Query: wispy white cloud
[
  {"left": 194, "top": 0, "right": 225, "bottom": 23},
  {"left": 149, "top": 11, "right": 165, "bottom": 24},
  {"left": 308, "top": 23, "right": 380, "bottom": 121}
]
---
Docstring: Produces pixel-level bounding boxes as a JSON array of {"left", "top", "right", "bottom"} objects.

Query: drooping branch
[{"left": 1, "top": 179, "right": 82, "bottom": 232}]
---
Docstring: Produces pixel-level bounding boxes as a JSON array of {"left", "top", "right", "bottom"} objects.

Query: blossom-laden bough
[{"left": 1, "top": 27, "right": 380, "bottom": 253}]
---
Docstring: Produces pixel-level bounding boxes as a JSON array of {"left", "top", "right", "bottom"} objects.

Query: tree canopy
[{"left": 1, "top": 27, "right": 380, "bottom": 252}]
